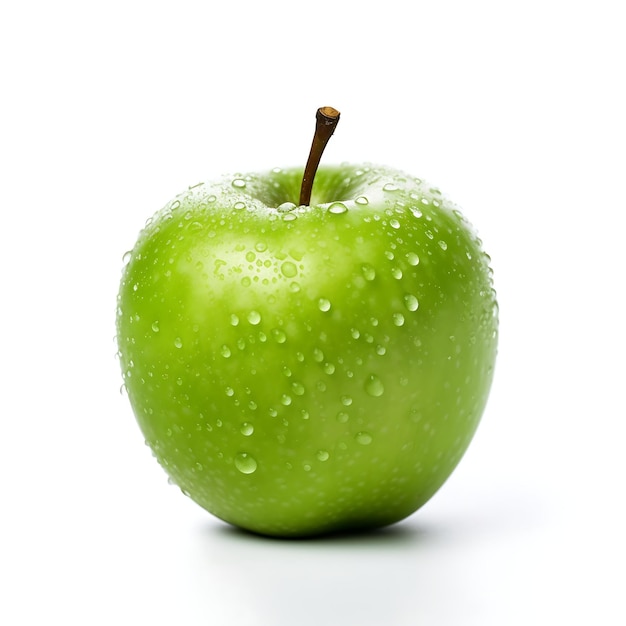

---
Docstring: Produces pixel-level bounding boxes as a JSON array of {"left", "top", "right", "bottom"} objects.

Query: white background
[{"left": 1, "top": 1, "right": 624, "bottom": 624}]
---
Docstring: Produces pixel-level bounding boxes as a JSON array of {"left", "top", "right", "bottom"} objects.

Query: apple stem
[{"left": 299, "top": 107, "right": 341, "bottom": 206}]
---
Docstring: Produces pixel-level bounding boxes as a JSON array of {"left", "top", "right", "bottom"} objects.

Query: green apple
[{"left": 116, "top": 114, "right": 498, "bottom": 537}]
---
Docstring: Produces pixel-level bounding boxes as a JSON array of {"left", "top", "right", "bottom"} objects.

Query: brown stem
[{"left": 299, "top": 106, "right": 340, "bottom": 206}]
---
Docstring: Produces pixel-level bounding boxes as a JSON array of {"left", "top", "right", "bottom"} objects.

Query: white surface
[{"left": 1, "top": 1, "right": 624, "bottom": 624}]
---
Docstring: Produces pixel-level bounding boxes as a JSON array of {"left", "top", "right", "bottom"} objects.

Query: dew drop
[
  {"left": 404, "top": 294, "right": 419, "bottom": 311},
  {"left": 151, "top": 321, "right": 160, "bottom": 333},
  {"left": 438, "top": 240, "right": 448, "bottom": 251},
  {"left": 323, "top": 362, "right": 336, "bottom": 375},
  {"left": 277, "top": 201, "right": 297, "bottom": 212},
  {"left": 328, "top": 202, "right": 348, "bottom": 215},
  {"left": 313, "top": 348, "right": 324, "bottom": 362},
  {"left": 383, "top": 183, "right": 399, "bottom": 192},
  {"left": 336, "top": 411, "right": 349, "bottom": 423},
  {"left": 355, "top": 196, "right": 369, "bottom": 205},
  {"left": 406, "top": 252, "right": 420, "bottom": 266},
  {"left": 247, "top": 310, "right": 261, "bottom": 325},
  {"left": 220, "top": 344, "right": 231, "bottom": 358},
  {"left": 291, "top": 381, "right": 305, "bottom": 396},
  {"left": 174, "top": 337, "right": 183, "bottom": 349},
  {"left": 230, "top": 314, "right": 240, "bottom": 326},
  {"left": 341, "top": 395, "right": 353, "bottom": 406},
  {"left": 390, "top": 218, "right": 401, "bottom": 230},
  {"left": 234, "top": 201, "right": 246, "bottom": 210},
  {"left": 318, "top": 298, "right": 331, "bottom": 312},
  {"left": 281, "top": 394, "right": 292, "bottom": 406},
  {"left": 225, "top": 387, "right": 235, "bottom": 397},
  {"left": 365, "top": 374, "right": 385, "bottom": 397},
  {"left": 232, "top": 178, "right": 246, "bottom": 189},
  {"left": 240, "top": 422, "right": 254, "bottom": 436},
  {"left": 234, "top": 452, "right": 257, "bottom": 474},
  {"left": 361, "top": 264, "right": 376, "bottom": 281},
  {"left": 316, "top": 449, "right": 330, "bottom": 461},
  {"left": 281, "top": 261, "right": 298, "bottom": 278},
  {"left": 271, "top": 328, "right": 287, "bottom": 343},
  {"left": 393, "top": 312, "right": 405, "bottom": 326},
  {"left": 355, "top": 431, "right": 373, "bottom": 445}
]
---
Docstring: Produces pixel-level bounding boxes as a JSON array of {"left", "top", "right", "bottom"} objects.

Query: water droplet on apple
[
  {"left": 247, "top": 310, "right": 261, "bottom": 325},
  {"left": 350, "top": 328, "right": 360, "bottom": 339},
  {"left": 281, "top": 394, "right": 292, "bottom": 406},
  {"left": 323, "top": 362, "right": 335, "bottom": 375},
  {"left": 282, "top": 212, "right": 297, "bottom": 222},
  {"left": 376, "top": 344, "right": 386, "bottom": 355},
  {"left": 271, "top": 328, "right": 287, "bottom": 343},
  {"left": 438, "top": 240, "right": 448, "bottom": 250},
  {"left": 291, "top": 381, "right": 305, "bottom": 396},
  {"left": 355, "top": 196, "right": 369, "bottom": 205},
  {"left": 220, "top": 344, "right": 231, "bottom": 358},
  {"left": 383, "top": 183, "right": 399, "bottom": 192},
  {"left": 240, "top": 422, "right": 254, "bottom": 436},
  {"left": 234, "top": 201, "right": 246, "bottom": 210},
  {"left": 406, "top": 252, "right": 420, "bottom": 266},
  {"left": 355, "top": 431, "right": 373, "bottom": 445},
  {"left": 392, "top": 267, "right": 403, "bottom": 279},
  {"left": 392, "top": 313, "right": 405, "bottom": 326},
  {"left": 313, "top": 348, "right": 324, "bottom": 362},
  {"left": 365, "top": 374, "right": 385, "bottom": 397},
  {"left": 316, "top": 449, "right": 330, "bottom": 462},
  {"left": 328, "top": 202, "right": 348, "bottom": 215},
  {"left": 361, "top": 264, "right": 376, "bottom": 281},
  {"left": 174, "top": 337, "right": 183, "bottom": 348},
  {"left": 336, "top": 411, "right": 349, "bottom": 423},
  {"left": 151, "top": 321, "right": 160, "bottom": 333},
  {"left": 225, "top": 387, "right": 235, "bottom": 397},
  {"left": 277, "top": 201, "right": 297, "bottom": 212},
  {"left": 230, "top": 314, "right": 239, "bottom": 326},
  {"left": 281, "top": 261, "right": 298, "bottom": 278},
  {"left": 232, "top": 178, "right": 246, "bottom": 189},
  {"left": 122, "top": 250, "right": 132, "bottom": 264},
  {"left": 207, "top": 194, "right": 217, "bottom": 203},
  {"left": 234, "top": 452, "right": 257, "bottom": 474},
  {"left": 404, "top": 294, "right": 419, "bottom": 311},
  {"left": 341, "top": 395, "right": 353, "bottom": 406},
  {"left": 390, "top": 219, "right": 401, "bottom": 229},
  {"left": 318, "top": 298, "right": 331, "bottom": 312}
]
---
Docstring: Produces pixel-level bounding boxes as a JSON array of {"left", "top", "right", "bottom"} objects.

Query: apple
[{"left": 116, "top": 108, "right": 498, "bottom": 537}]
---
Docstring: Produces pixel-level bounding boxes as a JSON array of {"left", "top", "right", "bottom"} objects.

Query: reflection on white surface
[{"left": 203, "top": 521, "right": 458, "bottom": 626}]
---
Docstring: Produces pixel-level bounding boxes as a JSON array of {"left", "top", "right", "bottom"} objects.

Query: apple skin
[{"left": 116, "top": 164, "right": 498, "bottom": 537}]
